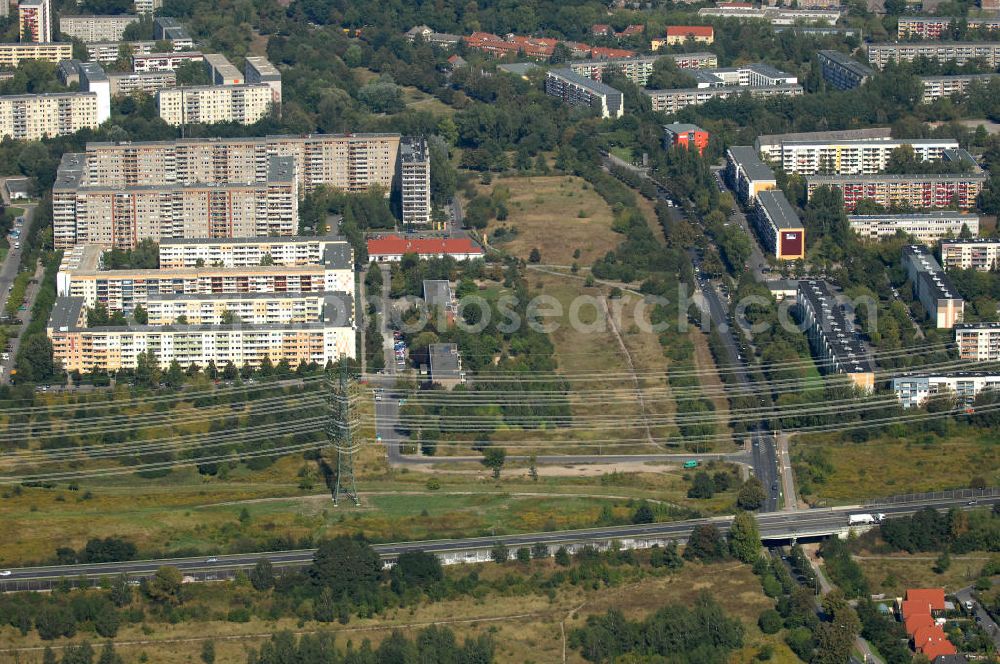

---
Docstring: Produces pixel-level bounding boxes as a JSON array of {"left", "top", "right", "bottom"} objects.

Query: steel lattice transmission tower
[{"left": 327, "top": 368, "right": 362, "bottom": 506}]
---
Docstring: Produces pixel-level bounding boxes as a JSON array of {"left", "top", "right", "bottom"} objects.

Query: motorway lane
[{"left": 2, "top": 495, "right": 995, "bottom": 588}]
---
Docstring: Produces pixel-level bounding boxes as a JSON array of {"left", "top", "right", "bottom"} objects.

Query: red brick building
[{"left": 663, "top": 122, "right": 710, "bottom": 155}]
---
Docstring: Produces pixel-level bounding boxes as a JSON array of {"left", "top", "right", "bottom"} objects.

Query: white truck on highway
[{"left": 848, "top": 513, "right": 886, "bottom": 525}]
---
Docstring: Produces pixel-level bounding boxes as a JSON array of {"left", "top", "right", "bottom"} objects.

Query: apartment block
[
  {"left": 19, "top": 0, "right": 51, "bottom": 43},
  {"left": 661, "top": 25, "right": 715, "bottom": 46},
  {"left": 153, "top": 17, "right": 191, "bottom": 42},
  {"left": 725, "top": 145, "right": 777, "bottom": 203},
  {"left": 644, "top": 83, "right": 802, "bottom": 113},
  {"left": 53, "top": 153, "right": 298, "bottom": 250},
  {"left": 768, "top": 138, "right": 958, "bottom": 176},
  {"left": 0, "top": 41, "right": 71, "bottom": 67},
  {"left": 108, "top": 71, "right": 177, "bottom": 96},
  {"left": 48, "top": 292, "right": 356, "bottom": 373},
  {"left": 698, "top": 6, "right": 841, "bottom": 24},
  {"left": 848, "top": 212, "right": 980, "bottom": 242},
  {"left": 867, "top": 42, "right": 1000, "bottom": 69},
  {"left": 133, "top": 51, "right": 204, "bottom": 72},
  {"left": 806, "top": 154, "right": 986, "bottom": 212},
  {"left": 686, "top": 63, "right": 799, "bottom": 88},
  {"left": 203, "top": 53, "right": 243, "bottom": 85},
  {"left": 939, "top": 238, "right": 1000, "bottom": 271},
  {"left": 663, "top": 123, "right": 709, "bottom": 155},
  {"left": 157, "top": 235, "right": 351, "bottom": 270},
  {"left": 796, "top": 280, "right": 876, "bottom": 392},
  {"left": 955, "top": 322, "right": 1000, "bottom": 362},
  {"left": 0, "top": 92, "right": 99, "bottom": 140},
  {"left": 897, "top": 16, "right": 1000, "bottom": 40},
  {"left": 56, "top": 239, "right": 353, "bottom": 313},
  {"left": 918, "top": 74, "right": 998, "bottom": 103},
  {"left": 399, "top": 137, "right": 431, "bottom": 226},
  {"left": 817, "top": 50, "right": 874, "bottom": 90},
  {"left": 78, "top": 62, "right": 111, "bottom": 126},
  {"left": 753, "top": 190, "right": 806, "bottom": 260},
  {"left": 902, "top": 244, "right": 964, "bottom": 328},
  {"left": 545, "top": 68, "right": 624, "bottom": 119},
  {"left": 756, "top": 128, "right": 893, "bottom": 162},
  {"left": 566, "top": 54, "right": 717, "bottom": 86},
  {"left": 893, "top": 373, "right": 1000, "bottom": 408},
  {"left": 144, "top": 291, "right": 330, "bottom": 326},
  {"left": 244, "top": 56, "right": 281, "bottom": 105},
  {"left": 59, "top": 15, "right": 137, "bottom": 43},
  {"left": 134, "top": 0, "right": 162, "bottom": 14},
  {"left": 157, "top": 84, "right": 273, "bottom": 126}
]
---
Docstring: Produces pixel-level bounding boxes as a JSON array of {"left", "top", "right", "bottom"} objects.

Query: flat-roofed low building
[
  {"left": 132, "top": 50, "right": 204, "bottom": 72},
  {"left": 59, "top": 14, "right": 137, "bottom": 43},
  {"left": 848, "top": 212, "right": 979, "bottom": 243},
  {"left": 867, "top": 42, "right": 1000, "bottom": 69},
  {"left": 725, "top": 145, "right": 777, "bottom": 203},
  {"left": 57, "top": 240, "right": 353, "bottom": 313},
  {"left": 545, "top": 68, "right": 624, "bottom": 118},
  {"left": 0, "top": 41, "right": 72, "bottom": 68},
  {"left": 698, "top": 6, "right": 841, "bottom": 24},
  {"left": 753, "top": 190, "right": 806, "bottom": 260},
  {"left": 108, "top": 70, "right": 176, "bottom": 96},
  {"left": 918, "top": 74, "right": 998, "bottom": 104},
  {"left": 817, "top": 49, "right": 874, "bottom": 90},
  {"left": 644, "top": 83, "right": 802, "bottom": 113},
  {"left": 663, "top": 122, "right": 710, "bottom": 155},
  {"left": 423, "top": 279, "right": 453, "bottom": 312},
  {"left": 902, "top": 244, "right": 964, "bottom": 329},
  {"left": 428, "top": 342, "right": 464, "bottom": 388},
  {"left": 893, "top": 372, "right": 1000, "bottom": 408},
  {"left": 796, "top": 279, "right": 876, "bottom": 392},
  {"left": 48, "top": 292, "right": 356, "bottom": 372},
  {"left": 955, "top": 322, "right": 1000, "bottom": 362},
  {"left": 940, "top": 238, "right": 1000, "bottom": 271},
  {"left": 157, "top": 84, "right": 273, "bottom": 125}
]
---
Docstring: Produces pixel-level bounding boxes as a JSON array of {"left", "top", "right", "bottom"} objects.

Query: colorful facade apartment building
[{"left": 940, "top": 238, "right": 1000, "bottom": 271}]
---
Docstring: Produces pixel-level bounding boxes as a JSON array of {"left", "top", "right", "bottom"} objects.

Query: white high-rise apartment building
[
  {"left": 769, "top": 138, "right": 958, "bottom": 175},
  {"left": 157, "top": 84, "right": 273, "bottom": 126},
  {"left": 58, "top": 15, "right": 138, "bottom": 43},
  {"left": 0, "top": 92, "right": 99, "bottom": 140}
]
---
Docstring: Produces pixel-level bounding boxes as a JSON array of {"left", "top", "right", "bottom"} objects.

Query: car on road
[
  {"left": 206, "top": 557, "right": 218, "bottom": 563},
  {"left": 968, "top": 500, "right": 978, "bottom": 505},
  {"left": 0, "top": 570, "right": 10, "bottom": 576}
]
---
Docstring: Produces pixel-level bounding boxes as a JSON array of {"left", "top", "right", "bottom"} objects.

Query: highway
[{"left": 1, "top": 493, "right": 994, "bottom": 590}]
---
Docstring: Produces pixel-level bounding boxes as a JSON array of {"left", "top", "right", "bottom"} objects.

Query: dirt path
[
  {"left": 601, "top": 296, "right": 655, "bottom": 447},
  {"left": 690, "top": 329, "right": 731, "bottom": 437}
]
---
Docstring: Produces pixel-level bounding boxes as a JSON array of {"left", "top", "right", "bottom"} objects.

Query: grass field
[
  {"left": 856, "top": 553, "right": 990, "bottom": 595},
  {"left": 790, "top": 432, "right": 999, "bottom": 505},
  {"left": 483, "top": 175, "right": 620, "bottom": 266},
  {"left": 0, "top": 559, "right": 794, "bottom": 664}
]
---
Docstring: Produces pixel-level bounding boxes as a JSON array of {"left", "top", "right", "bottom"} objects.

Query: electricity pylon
[{"left": 327, "top": 367, "right": 361, "bottom": 506}]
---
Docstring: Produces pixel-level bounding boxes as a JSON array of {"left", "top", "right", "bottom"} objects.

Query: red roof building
[
  {"left": 900, "top": 589, "right": 957, "bottom": 661},
  {"left": 907, "top": 589, "right": 947, "bottom": 612},
  {"left": 617, "top": 24, "right": 644, "bottom": 37},
  {"left": 591, "top": 24, "right": 612, "bottom": 36},
  {"left": 664, "top": 25, "right": 715, "bottom": 45},
  {"left": 588, "top": 46, "right": 638, "bottom": 59},
  {"left": 367, "top": 235, "right": 484, "bottom": 262}
]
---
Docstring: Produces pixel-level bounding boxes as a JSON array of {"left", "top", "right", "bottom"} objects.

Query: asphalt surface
[
  {"left": 1, "top": 494, "right": 993, "bottom": 590},
  {"left": 0, "top": 204, "right": 39, "bottom": 384},
  {"left": 955, "top": 583, "right": 1000, "bottom": 650}
]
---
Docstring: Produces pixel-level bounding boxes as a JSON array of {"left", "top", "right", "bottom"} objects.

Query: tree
[
  {"left": 93, "top": 600, "right": 120, "bottom": 637},
  {"left": 309, "top": 535, "right": 382, "bottom": 602},
  {"left": 687, "top": 471, "right": 715, "bottom": 499},
  {"left": 390, "top": 550, "right": 443, "bottom": 592},
  {"left": 934, "top": 550, "right": 951, "bottom": 574},
  {"left": 481, "top": 446, "right": 506, "bottom": 479},
  {"left": 684, "top": 524, "right": 727, "bottom": 562},
  {"left": 16, "top": 334, "right": 56, "bottom": 383},
  {"left": 110, "top": 573, "right": 132, "bottom": 607},
  {"left": 516, "top": 547, "right": 531, "bottom": 563},
  {"left": 529, "top": 247, "right": 541, "bottom": 263},
  {"left": 737, "top": 478, "right": 767, "bottom": 511},
  {"left": 250, "top": 559, "right": 275, "bottom": 591},
  {"left": 729, "top": 511, "right": 762, "bottom": 563},
  {"left": 144, "top": 566, "right": 183, "bottom": 605},
  {"left": 490, "top": 542, "right": 509, "bottom": 563},
  {"left": 201, "top": 640, "right": 216, "bottom": 664},
  {"left": 759, "top": 609, "right": 782, "bottom": 634},
  {"left": 555, "top": 546, "right": 571, "bottom": 566},
  {"left": 632, "top": 502, "right": 655, "bottom": 524},
  {"left": 528, "top": 453, "right": 538, "bottom": 481}
]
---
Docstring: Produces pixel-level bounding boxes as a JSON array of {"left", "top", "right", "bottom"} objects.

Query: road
[
  {"left": 711, "top": 167, "right": 771, "bottom": 283},
  {"left": 1, "top": 493, "right": 994, "bottom": 590},
  {"left": 955, "top": 583, "right": 1000, "bottom": 650},
  {"left": 0, "top": 203, "right": 38, "bottom": 384}
]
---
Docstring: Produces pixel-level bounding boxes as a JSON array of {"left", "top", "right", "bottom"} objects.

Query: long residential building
[
  {"left": 545, "top": 68, "right": 624, "bottom": 119},
  {"left": 766, "top": 138, "right": 958, "bottom": 176},
  {"left": 644, "top": 83, "right": 802, "bottom": 113},
  {"left": 0, "top": 92, "right": 100, "bottom": 140},
  {"left": 806, "top": 161, "right": 986, "bottom": 212},
  {"left": 866, "top": 42, "right": 1000, "bottom": 69},
  {"left": 955, "top": 322, "right": 1000, "bottom": 362},
  {"left": 756, "top": 128, "right": 893, "bottom": 161},
  {"left": 565, "top": 54, "right": 717, "bottom": 86},
  {"left": 817, "top": 50, "right": 874, "bottom": 90},
  {"left": 752, "top": 190, "right": 806, "bottom": 260},
  {"left": 796, "top": 280, "right": 876, "bottom": 392},
  {"left": 58, "top": 15, "right": 138, "bottom": 43},
  {"left": 897, "top": 16, "right": 1000, "bottom": 40},
  {"left": 697, "top": 6, "right": 841, "bottom": 25},
  {"left": 939, "top": 238, "right": 1000, "bottom": 271},
  {"left": 918, "top": 74, "right": 998, "bottom": 103},
  {"left": 901, "top": 244, "right": 964, "bottom": 329},
  {"left": 157, "top": 84, "right": 274, "bottom": 126},
  {"left": 0, "top": 41, "right": 72, "bottom": 67},
  {"left": 893, "top": 373, "right": 1000, "bottom": 408},
  {"left": 57, "top": 239, "right": 353, "bottom": 313},
  {"left": 725, "top": 145, "right": 778, "bottom": 203},
  {"left": 53, "top": 153, "right": 299, "bottom": 250},
  {"left": 88, "top": 38, "right": 193, "bottom": 63},
  {"left": 108, "top": 71, "right": 176, "bottom": 96},
  {"left": 144, "top": 291, "right": 330, "bottom": 325},
  {"left": 133, "top": 51, "right": 204, "bottom": 72},
  {"left": 48, "top": 292, "right": 356, "bottom": 372},
  {"left": 848, "top": 212, "right": 980, "bottom": 242}
]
